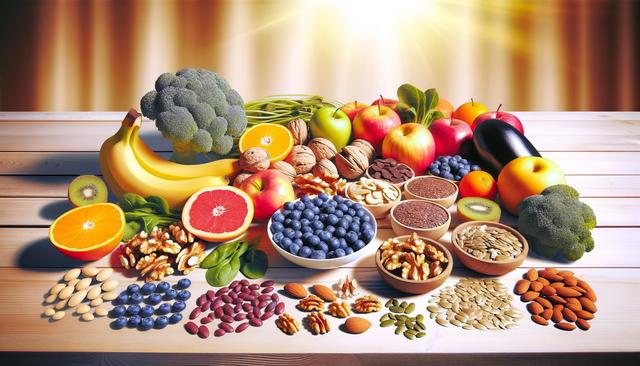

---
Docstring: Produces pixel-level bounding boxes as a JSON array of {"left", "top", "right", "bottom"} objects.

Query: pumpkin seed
[{"left": 380, "top": 319, "right": 395, "bottom": 327}]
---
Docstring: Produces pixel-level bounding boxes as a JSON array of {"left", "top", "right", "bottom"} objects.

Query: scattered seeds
[
  {"left": 455, "top": 224, "right": 523, "bottom": 261},
  {"left": 379, "top": 298, "right": 425, "bottom": 340}
]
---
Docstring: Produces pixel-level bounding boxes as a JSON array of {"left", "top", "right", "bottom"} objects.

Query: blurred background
[{"left": 0, "top": 0, "right": 638, "bottom": 111}]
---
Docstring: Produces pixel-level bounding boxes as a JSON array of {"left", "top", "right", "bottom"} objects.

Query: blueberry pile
[
  {"left": 270, "top": 194, "right": 376, "bottom": 260},
  {"left": 429, "top": 155, "right": 481, "bottom": 181},
  {"left": 110, "top": 278, "right": 191, "bottom": 331}
]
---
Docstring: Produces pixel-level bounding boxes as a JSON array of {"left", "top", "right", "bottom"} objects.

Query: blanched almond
[
  {"left": 95, "top": 268, "right": 113, "bottom": 282},
  {"left": 101, "top": 279, "right": 118, "bottom": 292},
  {"left": 75, "top": 278, "right": 92, "bottom": 291},
  {"left": 81, "top": 267, "right": 100, "bottom": 277},
  {"left": 52, "top": 311, "right": 66, "bottom": 321},
  {"left": 50, "top": 283, "right": 65, "bottom": 295},
  {"left": 63, "top": 268, "right": 81, "bottom": 282},
  {"left": 68, "top": 290, "right": 88, "bottom": 308},
  {"left": 86, "top": 286, "right": 102, "bottom": 300},
  {"left": 58, "top": 285, "right": 75, "bottom": 300}
]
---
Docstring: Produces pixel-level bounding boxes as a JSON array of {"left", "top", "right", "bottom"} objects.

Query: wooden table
[{"left": 0, "top": 112, "right": 638, "bottom": 365}]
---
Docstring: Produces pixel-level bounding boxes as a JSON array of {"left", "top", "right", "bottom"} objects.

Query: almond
[
  {"left": 557, "top": 270, "right": 574, "bottom": 277},
  {"left": 521, "top": 291, "right": 539, "bottom": 302},
  {"left": 530, "top": 281, "right": 543, "bottom": 292},
  {"left": 537, "top": 277, "right": 550, "bottom": 286},
  {"left": 541, "top": 308, "right": 553, "bottom": 320},
  {"left": 541, "top": 286, "right": 557, "bottom": 296},
  {"left": 555, "top": 322, "right": 576, "bottom": 331},
  {"left": 562, "top": 308, "right": 578, "bottom": 322},
  {"left": 576, "top": 318, "right": 591, "bottom": 330},
  {"left": 552, "top": 304, "right": 564, "bottom": 311},
  {"left": 538, "top": 269, "right": 563, "bottom": 281},
  {"left": 548, "top": 295, "right": 567, "bottom": 304},
  {"left": 551, "top": 309, "right": 563, "bottom": 323},
  {"left": 527, "top": 302, "right": 544, "bottom": 315},
  {"left": 344, "top": 316, "right": 371, "bottom": 334},
  {"left": 535, "top": 297, "right": 552, "bottom": 309},
  {"left": 565, "top": 298, "right": 582, "bottom": 311},
  {"left": 578, "top": 297, "right": 597, "bottom": 313},
  {"left": 556, "top": 287, "right": 582, "bottom": 298},
  {"left": 577, "top": 280, "right": 597, "bottom": 301},
  {"left": 284, "top": 283, "right": 308, "bottom": 299},
  {"left": 524, "top": 268, "right": 538, "bottom": 281},
  {"left": 563, "top": 276, "right": 578, "bottom": 286},
  {"left": 575, "top": 310, "right": 594, "bottom": 320},
  {"left": 531, "top": 315, "right": 548, "bottom": 326},
  {"left": 514, "top": 279, "right": 531, "bottom": 295},
  {"left": 312, "top": 284, "right": 336, "bottom": 302},
  {"left": 550, "top": 282, "right": 565, "bottom": 289},
  {"left": 543, "top": 267, "right": 559, "bottom": 274}
]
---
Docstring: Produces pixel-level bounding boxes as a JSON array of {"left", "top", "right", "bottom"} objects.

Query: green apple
[{"left": 309, "top": 107, "right": 351, "bottom": 152}]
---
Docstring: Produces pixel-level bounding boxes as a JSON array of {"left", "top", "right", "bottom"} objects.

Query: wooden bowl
[
  {"left": 403, "top": 175, "right": 459, "bottom": 208},
  {"left": 365, "top": 163, "right": 415, "bottom": 190},
  {"left": 451, "top": 221, "right": 528, "bottom": 276},
  {"left": 389, "top": 200, "right": 451, "bottom": 240},
  {"left": 345, "top": 180, "right": 401, "bottom": 219},
  {"left": 375, "top": 235, "right": 453, "bottom": 294}
]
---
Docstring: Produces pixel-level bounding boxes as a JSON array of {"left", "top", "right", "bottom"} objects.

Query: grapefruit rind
[{"left": 182, "top": 186, "right": 254, "bottom": 242}]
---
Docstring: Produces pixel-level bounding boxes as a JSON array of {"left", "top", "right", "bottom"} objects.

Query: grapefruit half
[{"left": 182, "top": 186, "right": 254, "bottom": 242}]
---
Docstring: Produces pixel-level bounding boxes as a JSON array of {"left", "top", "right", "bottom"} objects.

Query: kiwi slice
[
  {"left": 457, "top": 197, "right": 501, "bottom": 222},
  {"left": 68, "top": 175, "right": 108, "bottom": 207}
]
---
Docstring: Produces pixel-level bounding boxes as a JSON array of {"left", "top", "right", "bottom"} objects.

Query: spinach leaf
[
  {"left": 205, "top": 259, "right": 239, "bottom": 287},
  {"left": 123, "top": 221, "right": 142, "bottom": 241},
  {"left": 200, "top": 240, "right": 243, "bottom": 269},
  {"left": 240, "top": 247, "right": 268, "bottom": 279},
  {"left": 146, "top": 196, "right": 172, "bottom": 215},
  {"left": 397, "top": 84, "right": 423, "bottom": 123},
  {"left": 119, "top": 193, "right": 148, "bottom": 211}
]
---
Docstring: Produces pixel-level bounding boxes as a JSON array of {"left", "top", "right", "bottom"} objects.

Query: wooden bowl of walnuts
[{"left": 375, "top": 233, "right": 453, "bottom": 294}]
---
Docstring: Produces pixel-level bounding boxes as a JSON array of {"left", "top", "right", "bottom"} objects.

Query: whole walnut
[
  {"left": 233, "top": 172, "right": 253, "bottom": 187},
  {"left": 335, "top": 145, "right": 369, "bottom": 180},
  {"left": 287, "top": 119, "right": 309, "bottom": 145},
  {"left": 239, "top": 147, "right": 270, "bottom": 172},
  {"left": 285, "top": 145, "right": 316, "bottom": 174},
  {"left": 313, "top": 159, "right": 338, "bottom": 179},
  {"left": 271, "top": 161, "right": 297, "bottom": 182},
  {"left": 350, "top": 139, "right": 376, "bottom": 161},
  {"left": 307, "top": 137, "right": 337, "bottom": 161}
]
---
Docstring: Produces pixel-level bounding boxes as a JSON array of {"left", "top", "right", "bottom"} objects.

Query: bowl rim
[
  {"left": 345, "top": 179, "right": 402, "bottom": 207},
  {"left": 450, "top": 220, "right": 529, "bottom": 265},
  {"left": 365, "top": 161, "right": 415, "bottom": 185},
  {"left": 374, "top": 234, "right": 453, "bottom": 284},
  {"left": 266, "top": 196, "right": 378, "bottom": 263},
  {"left": 404, "top": 175, "right": 459, "bottom": 200},
  {"left": 389, "top": 199, "right": 451, "bottom": 233}
]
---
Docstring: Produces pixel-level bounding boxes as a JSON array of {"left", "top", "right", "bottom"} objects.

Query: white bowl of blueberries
[{"left": 267, "top": 193, "right": 378, "bottom": 269}]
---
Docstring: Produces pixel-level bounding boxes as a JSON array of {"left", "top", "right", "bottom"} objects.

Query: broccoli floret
[
  {"left": 140, "top": 68, "right": 247, "bottom": 163},
  {"left": 517, "top": 184, "right": 597, "bottom": 261}
]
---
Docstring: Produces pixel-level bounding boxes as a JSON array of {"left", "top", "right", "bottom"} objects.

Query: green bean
[{"left": 244, "top": 95, "right": 338, "bottom": 125}]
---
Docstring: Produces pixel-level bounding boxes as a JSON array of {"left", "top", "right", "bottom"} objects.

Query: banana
[
  {"left": 129, "top": 111, "right": 240, "bottom": 180},
  {"left": 99, "top": 110, "right": 229, "bottom": 208}
]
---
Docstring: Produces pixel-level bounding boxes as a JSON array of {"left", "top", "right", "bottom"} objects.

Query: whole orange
[
  {"left": 459, "top": 171, "right": 498, "bottom": 200},
  {"left": 453, "top": 99, "right": 488, "bottom": 126}
]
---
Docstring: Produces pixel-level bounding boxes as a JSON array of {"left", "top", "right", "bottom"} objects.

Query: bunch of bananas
[{"left": 99, "top": 109, "right": 240, "bottom": 209}]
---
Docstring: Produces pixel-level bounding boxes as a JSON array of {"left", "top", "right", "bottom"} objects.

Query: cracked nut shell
[
  {"left": 307, "top": 137, "right": 338, "bottom": 161},
  {"left": 312, "top": 159, "right": 338, "bottom": 179},
  {"left": 335, "top": 145, "right": 370, "bottom": 180},
  {"left": 351, "top": 139, "right": 376, "bottom": 161},
  {"left": 287, "top": 119, "right": 309, "bottom": 145}
]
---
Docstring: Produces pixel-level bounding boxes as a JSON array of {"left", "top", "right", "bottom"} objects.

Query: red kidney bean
[
  {"left": 229, "top": 292, "right": 238, "bottom": 299},
  {"left": 200, "top": 302, "right": 210, "bottom": 312},
  {"left": 208, "top": 312, "right": 216, "bottom": 319},
  {"left": 233, "top": 284, "right": 242, "bottom": 293},
  {"left": 251, "top": 299, "right": 259, "bottom": 306},
  {"left": 265, "top": 301, "right": 277, "bottom": 313},
  {"left": 221, "top": 295, "right": 233, "bottom": 303},
  {"left": 219, "top": 322, "right": 234, "bottom": 333},
  {"left": 189, "top": 308, "right": 201, "bottom": 320},
  {"left": 221, "top": 315, "right": 234, "bottom": 323},
  {"left": 234, "top": 303, "right": 242, "bottom": 313},
  {"left": 241, "top": 287, "right": 251, "bottom": 294},
  {"left": 212, "top": 297, "right": 223, "bottom": 308},
  {"left": 209, "top": 302, "right": 217, "bottom": 311},
  {"left": 261, "top": 311, "right": 274, "bottom": 321},
  {"left": 232, "top": 297, "right": 243, "bottom": 305},
  {"left": 214, "top": 306, "right": 224, "bottom": 318},
  {"left": 261, "top": 280, "right": 275, "bottom": 287},
  {"left": 234, "top": 313, "right": 246, "bottom": 321},
  {"left": 242, "top": 303, "right": 253, "bottom": 312},
  {"left": 185, "top": 321, "right": 198, "bottom": 334},
  {"left": 238, "top": 293, "right": 252, "bottom": 301},
  {"left": 236, "top": 322, "right": 250, "bottom": 333},
  {"left": 230, "top": 280, "right": 239, "bottom": 288},
  {"left": 200, "top": 317, "right": 213, "bottom": 324},
  {"left": 261, "top": 287, "right": 274, "bottom": 294},
  {"left": 223, "top": 304, "right": 234, "bottom": 316},
  {"left": 246, "top": 312, "right": 255, "bottom": 320},
  {"left": 240, "top": 279, "right": 249, "bottom": 286},
  {"left": 206, "top": 290, "right": 215, "bottom": 301},
  {"left": 249, "top": 317, "right": 263, "bottom": 327},
  {"left": 251, "top": 289, "right": 260, "bottom": 296},
  {"left": 215, "top": 287, "right": 229, "bottom": 297},
  {"left": 258, "top": 294, "right": 271, "bottom": 302},
  {"left": 214, "top": 329, "right": 226, "bottom": 337},
  {"left": 249, "top": 284, "right": 260, "bottom": 291},
  {"left": 258, "top": 301, "right": 267, "bottom": 309},
  {"left": 253, "top": 307, "right": 262, "bottom": 318},
  {"left": 275, "top": 302, "right": 285, "bottom": 315},
  {"left": 196, "top": 295, "right": 207, "bottom": 306},
  {"left": 198, "top": 325, "right": 210, "bottom": 339},
  {"left": 271, "top": 293, "right": 280, "bottom": 302}
]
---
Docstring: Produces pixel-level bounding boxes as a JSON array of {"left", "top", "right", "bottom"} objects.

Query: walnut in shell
[
  {"left": 335, "top": 145, "right": 369, "bottom": 180},
  {"left": 285, "top": 145, "right": 316, "bottom": 174},
  {"left": 233, "top": 172, "right": 253, "bottom": 187},
  {"left": 312, "top": 159, "right": 338, "bottom": 179},
  {"left": 271, "top": 161, "right": 296, "bottom": 182},
  {"left": 287, "top": 118, "right": 309, "bottom": 145},
  {"left": 351, "top": 139, "right": 376, "bottom": 161},
  {"left": 239, "top": 147, "right": 270, "bottom": 172},
  {"left": 307, "top": 137, "right": 337, "bottom": 161}
]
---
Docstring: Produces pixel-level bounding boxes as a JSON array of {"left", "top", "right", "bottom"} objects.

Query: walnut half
[
  {"left": 297, "top": 295, "right": 325, "bottom": 311},
  {"left": 306, "top": 312, "right": 330, "bottom": 335}
]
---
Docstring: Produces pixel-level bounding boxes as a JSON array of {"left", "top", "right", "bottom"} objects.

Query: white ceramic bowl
[{"left": 267, "top": 197, "right": 378, "bottom": 269}]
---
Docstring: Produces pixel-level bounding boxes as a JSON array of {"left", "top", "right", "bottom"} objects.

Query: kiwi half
[
  {"left": 68, "top": 175, "right": 108, "bottom": 207},
  {"left": 457, "top": 197, "right": 501, "bottom": 223}
]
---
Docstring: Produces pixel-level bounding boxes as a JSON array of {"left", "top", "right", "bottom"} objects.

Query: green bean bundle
[{"left": 244, "top": 95, "right": 338, "bottom": 126}]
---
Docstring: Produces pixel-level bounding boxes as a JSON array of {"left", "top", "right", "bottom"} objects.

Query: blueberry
[
  {"left": 319, "top": 193, "right": 329, "bottom": 201},
  {"left": 280, "top": 237, "right": 293, "bottom": 249},
  {"left": 127, "top": 315, "right": 141, "bottom": 328},
  {"left": 318, "top": 231, "right": 332, "bottom": 242},
  {"left": 129, "top": 292, "right": 143, "bottom": 304},
  {"left": 111, "top": 305, "right": 126, "bottom": 317},
  {"left": 288, "top": 244, "right": 301, "bottom": 255},
  {"left": 301, "top": 209, "right": 314, "bottom": 220},
  {"left": 361, "top": 214, "right": 371, "bottom": 223},
  {"left": 431, "top": 168, "right": 441, "bottom": 176},
  {"left": 290, "top": 220, "right": 301, "bottom": 231},
  {"left": 283, "top": 228, "right": 296, "bottom": 239},
  {"left": 334, "top": 195, "right": 344, "bottom": 203},
  {"left": 284, "top": 218, "right": 292, "bottom": 226},
  {"left": 127, "top": 284, "right": 141, "bottom": 294},
  {"left": 361, "top": 223, "right": 373, "bottom": 232},
  {"left": 140, "top": 282, "right": 156, "bottom": 295},
  {"left": 454, "top": 175, "right": 462, "bottom": 180},
  {"left": 310, "top": 250, "right": 326, "bottom": 260},
  {"left": 328, "top": 237, "right": 341, "bottom": 250},
  {"left": 299, "top": 246, "right": 312, "bottom": 258},
  {"left": 177, "top": 278, "right": 191, "bottom": 290},
  {"left": 156, "top": 282, "right": 170, "bottom": 293},
  {"left": 174, "top": 290, "right": 190, "bottom": 302},
  {"left": 444, "top": 172, "right": 454, "bottom": 180},
  {"left": 294, "top": 230, "right": 302, "bottom": 238},
  {"left": 471, "top": 164, "right": 481, "bottom": 171},
  {"left": 334, "top": 227, "right": 346, "bottom": 238},
  {"left": 301, "top": 226, "right": 313, "bottom": 234},
  {"left": 355, "top": 208, "right": 367, "bottom": 218},
  {"left": 293, "top": 238, "right": 304, "bottom": 247},
  {"left": 309, "top": 235, "right": 321, "bottom": 247},
  {"left": 327, "top": 214, "right": 339, "bottom": 225},
  {"left": 294, "top": 201, "right": 305, "bottom": 211},
  {"left": 272, "top": 232, "right": 285, "bottom": 244},
  {"left": 290, "top": 210, "right": 302, "bottom": 220},
  {"left": 172, "top": 301, "right": 186, "bottom": 312},
  {"left": 351, "top": 224, "right": 361, "bottom": 233},
  {"left": 312, "top": 197, "right": 323, "bottom": 206},
  {"left": 111, "top": 317, "right": 127, "bottom": 329},
  {"left": 156, "top": 303, "right": 171, "bottom": 315},
  {"left": 441, "top": 164, "right": 450, "bottom": 171},
  {"left": 336, "top": 219, "right": 348, "bottom": 229},
  {"left": 326, "top": 225, "right": 336, "bottom": 233},
  {"left": 169, "top": 312, "right": 183, "bottom": 324},
  {"left": 327, "top": 251, "right": 336, "bottom": 258},
  {"left": 345, "top": 247, "right": 354, "bottom": 255},
  {"left": 272, "top": 212, "right": 285, "bottom": 223},
  {"left": 339, "top": 238, "right": 347, "bottom": 248},
  {"left": 126, "top": 304, "right": 141, "bottom": 316},
  {"left": 163, "top": 289, "right": 177, "bottom": 300},
  {"left": 362, "top": 228, "right": 375, "bottom": 242},
  {"left": 335, "top": 248, "right": 346, "bottom": 257},
  {"left": 154, "top": 315, "right": 169, "bottom": 329},
  {"left": 284, "top": 202, "right": 295, "bottom": 211},
  {"left": 138, "top": 317, "right": 154, "bottom": 331},
  {"left": 270, "top": 222, "right": 284, "bottom": 233},
  {"left": 140, "top": 305, "right": 155, "bottom": 318},
  {"left": 346, "top": 231, "right": 358, "bottom": 244},
  {"left": 318, "top": 242, "right": 329, "bottom": 252},
  {"left": 347, "top": 208, "right": 356, "bottom": 216},
  {"left": 147, "top": 293, "right": 162, "bottom": 305},
  {"left": 430, "top": 162, "right": 439, "bottom": 169},
  {"left": 353, "top": 240, "right": 366, "bottom": 251},
  {"left": 459, "top": 158, "right": 468, "bottom": 165},
  {"left": 338, "top": 203, "right": 349, "bottom": 213},
  {"left": 312, "top": 221, "right": 324, "bottom": 230},
  {"left": 335, "top": 210, "right": 344, "bottom": 218},
  {"left": 301, "top": 195, "right": 312, "bottom": 203}
]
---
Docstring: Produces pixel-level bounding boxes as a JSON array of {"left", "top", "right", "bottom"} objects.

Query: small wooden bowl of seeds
[
  {"left": 346, "top": 177, "right": 401, "bottom": 219},
  {"left": 451, "top": 221, "right": 528, "bottom": 276}
]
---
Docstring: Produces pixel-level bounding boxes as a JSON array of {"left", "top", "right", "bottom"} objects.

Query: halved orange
[
  {"left": 49, "top": 203, "right": 125, "bottom": 261},
  {"left": 238, "top": 124, "right": 294, "bottom": 162}
]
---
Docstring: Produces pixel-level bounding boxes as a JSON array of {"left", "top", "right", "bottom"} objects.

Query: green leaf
[
  {"left": 240, "top": 248, "right": 268, "bottom": 279},
  {"left": 397, "top": 84, "right": 423, "bottom": 123},
  {"left": 141, "top": 216, "right": 162, "bottom": 233},
  {"left": 200, "top": 240, "right": 243, "bottom": 269},
  {"left": 424, "top": 110, "right": 445, "bottom": 129},
  {"left": 123, "top": 221, "right": 142, "bottom": 241},
  {"left": 119, "top": 193, "right": 148, "bottom": 212},
  {"left": 424, "top": 88, "right": 439, "bottom": 110},
  {"left": 146, "top": 195, "right": 172, "bottom": 215},
  {"left": 205, "top": 260, "right": 240, "bottom": 287}
]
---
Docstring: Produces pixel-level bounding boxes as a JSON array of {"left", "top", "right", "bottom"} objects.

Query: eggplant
[{"left": 473, "top": 119, "right": 540, "bottom": 175}]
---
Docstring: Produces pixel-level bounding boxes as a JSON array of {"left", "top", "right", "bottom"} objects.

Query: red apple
[
  {"left": 472, "top": 104, "right": 524, "bottom": 134},
  {"left": 382, "top": 123, "right": 435, "bottom": 175},
  {"left": 340, "top": 101, "right": 369, "bottom": 121},
  {"left": 240, "top": 169, "right": 295, "bottom": 221},
  {"left": 352, "top": 104, "right": 401, "bottom": 152},
  {"left": 429, "top": 117, "right": 473, "bottom": 157},
  {"left": 371, "top": 96, "right": 398, "bottom": 110}
]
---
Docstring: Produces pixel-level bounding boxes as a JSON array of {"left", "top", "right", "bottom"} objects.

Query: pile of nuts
[
  {"left": 379, "top": 299, "right": 426, "bottom": 340},
  {"left": 119, "top": 223, "right": 206, "bottom": 282},
  {"left": 184, "top": 279, "right": 284, "bottom": 339},
  {"left": 347, "top": 177, "right": 400, "bottom": 205},
  {"left": 379, "top": 233, "right": 449, "bottom": 281},
  {"left": 43, "top": 267, "right": 116, "bottom": 322},
  {"left": 427, "top": 278, "right": 521, "bottom": 330},
  {"left": 455, "top": 224, "right": 524, "bottom": 261},
  {"left": 516, "top": 268, "right": 597, "bottom": 331}
]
